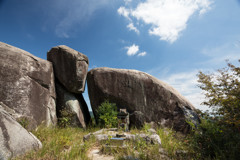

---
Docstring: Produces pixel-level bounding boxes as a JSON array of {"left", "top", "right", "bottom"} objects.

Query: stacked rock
[{"left": 47, "top": 45, "right": 91, "bottom": 128}]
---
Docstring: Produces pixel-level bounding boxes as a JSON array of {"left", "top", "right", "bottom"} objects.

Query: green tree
[
  {"left": 97, "top": 100, "right": 118, "bottom": 128},
  {"left": 197, "top": 60, "right": 240, "bottom": 128},
  {"left": 188, "top": 61, "right": 240, "bottom": 159}
]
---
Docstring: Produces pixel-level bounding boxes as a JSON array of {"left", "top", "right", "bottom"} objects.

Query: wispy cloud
[
  {"left": 42, "top": 0, "right": 111, "bottom": 38},
  {"left": 201, "top": 41, "right": 240, "bottom": 65},
  {"left": 125, "top": 44, "right": 139, "bottom": 56},
  {"left": 124, "top": 0, "right": 132, "bottom": 5},
  {"left": 118, "top": 0, "right": 213, "bottom": 43},
  {"left": 138, "top": 51, "right": 147, "bottom": 57},
  {"left": 127, "top": 23, "right": 140, "bottom": 34},
  {"left": 118, "top": 6, "right": 130, "bottom": 20}
]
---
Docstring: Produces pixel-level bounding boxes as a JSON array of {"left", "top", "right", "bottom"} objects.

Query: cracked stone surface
[
  {"left": 87, "top": 67, "right": 200, "bottom": 134},
  {"left": 0, "top": 42, "right": 57, "bottom": 129},
  {"left": 47, "top": 45, "right": 89, "bottom": 93},
  {"left": 84, "top": 128, "right": 161, "bottom": 145},
  {"left": 55, "top": 81, "right": 91, "bottom": 128},
  {"left": 0, "top": 104, "right": 42, "bottom": 160}
]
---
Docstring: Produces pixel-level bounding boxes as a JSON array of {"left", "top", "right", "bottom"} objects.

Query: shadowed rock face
[
  {"left": 0, "top": 42, "right": 57, "bottom": 129},
  {"left": 0, "top": 104, "right": 42, "bottom": 160},
  {"left": 55, "top": 81, "right": 91, "bottom": 128},
  {"left": 47, "top": 45, "right": 89, "bottom": 93},
  {"left": 87, "top": 67, "right": 200, "bottom": 134}
]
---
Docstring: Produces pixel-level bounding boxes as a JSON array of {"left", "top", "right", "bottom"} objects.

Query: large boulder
[
  {"left": 47, "top": 45, "right": 89, "bottom": 93},
  {"left": 0, "top": 42, "right": 57, "bottom": 129},
  {"left": 55, "top": 82, "right": 91, "bottom": 128},
  {"left": 129, "top": 111, "right": 146, "bottom": 129},
  {"left": 0, "top": 104, "right": 42, "bottom": 160},
  {"left": 87, "top": 67, "right": 200, "bottom": 133}
]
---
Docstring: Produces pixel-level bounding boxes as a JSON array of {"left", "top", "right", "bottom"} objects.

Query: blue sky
[{"left": 1, "top": 0, "right": 240, "bottom": 111}]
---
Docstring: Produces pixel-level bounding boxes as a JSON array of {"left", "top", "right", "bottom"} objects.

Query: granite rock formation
[
  {"left": 55, "top": 82, "right": 91, "bottom": 128},
  {"left": 87, "top": 67, "right": 200, "bottom": 133},
  {"left": 0, "top": 42, "right": 57, "bottom": 129},
  {"left": 48, "top": 45, "right": 90, "bottom": 128},
  {"left": 0, "top": 104, "right": 42, "bottom": 160},
  {"left": 129, "top": 111, "right": 146, "bottom": 129},
  {"left": 47, "top": 45, "right": 89, "bottom": 93}
]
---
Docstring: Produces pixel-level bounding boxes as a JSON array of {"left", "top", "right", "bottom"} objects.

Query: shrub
[
  {"left": 96, "top": 100, "right": 118, "bottom": 128},
  {"left": 197, "top": 60, "right": 240, "bottom": 128},
  {"left": 58, "top": 108, "right": 74, "bottom": 128},
  {"left": 188, "top": 115, "right": 240, "bottom": 159},
  {"left": 191, "top": 59, "right": 240, "bottom": 160}
]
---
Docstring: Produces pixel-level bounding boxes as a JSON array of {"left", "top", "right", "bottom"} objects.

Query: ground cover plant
[
  {"left": 14, "top": 126, "right": 99, "bottom": 160},
  {"left": 14, "top": 124, "right": 190, "bottom": 160}
]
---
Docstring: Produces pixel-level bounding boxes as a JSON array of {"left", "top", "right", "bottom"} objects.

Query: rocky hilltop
[{"left": 0, "top": 42, "right": 199, "bottom": 159}]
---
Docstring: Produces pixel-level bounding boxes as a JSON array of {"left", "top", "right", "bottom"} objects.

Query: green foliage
[
  {"left": 194, "top": 61, "right": 240, "bottom": 159},
  {"left": 15, "top": 125, "right": 191, "bottom": 160},
  {"left": 58, "top": 108, "right": 74, "bottom": 128},
  {"left": 188, "top": 115, "right": 240, "bottom": 159},
  {"left": 197, "top": 60, "right": 240, "bottom": 127},
  {"left": 142, "top": 123, "right": 151, "bottom": 133},
  {"left": 14, "top": 126, "right": 99, "bottom": 160},
  {"left": 17, "top": 117, "right": 29, "bottom": 129},
  {"left": 97, "top": 100, "right": 118, "bottom": 128},
  {"left": 157, "top": 128, "right": 189, "bottom": 159}
]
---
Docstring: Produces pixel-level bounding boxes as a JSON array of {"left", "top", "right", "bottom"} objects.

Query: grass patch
[
  {"left": 14, "top": 126, "right": 99, "bottom": 160},
  {"left": 14, "top": 125, "right": 192, "bottom": 160}
]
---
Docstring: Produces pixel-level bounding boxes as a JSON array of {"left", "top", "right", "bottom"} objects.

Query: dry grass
[{"left": 14, "top": 125, "right": 190, "bottom": 160}]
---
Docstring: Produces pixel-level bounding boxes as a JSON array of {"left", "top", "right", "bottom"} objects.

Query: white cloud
[
  {"left": 118, "top": 0, "right": 213, "bottom": 43},
  {"left": 127, "top": 23, "right": 140, "bottom": 34},
  {"left": 118, "top": 6, "right": 130, "bottom": 20},
  {"left": 125, "top": 44, "right": 139, "bottom": 56},
  {"left": 125, "top": 44, "right": 147, "bottom": 56},
  {"left": 138, "top": 51, "right": 147, "bottom": 56}
]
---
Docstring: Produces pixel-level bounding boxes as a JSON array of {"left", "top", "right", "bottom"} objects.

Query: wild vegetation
[
  {"left": 15, "top": 60, "right": 240, "bottom": 160},
  {"left": 96, "top": 100, "right": 118, "bottom": 128},
  {"left": 189, "top": 60, "right": 240, "bottom": 159},
  {"left": 14, "top": 125, "right": 190, "bottom": 160}
]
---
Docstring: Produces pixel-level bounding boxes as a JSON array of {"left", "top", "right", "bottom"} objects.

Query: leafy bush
[
  {"left": 197, "top": 60, "right": 240, "bottom": 128},
  {"left": 58, "top": 108, "right": 74, "bottom": 128},
  {"left": 189, "top": 115, "right": 240, "bottom": 159},
  {"left": 96, "top": 100, "right": 118, "bottom": 128},
  {"left": 190, "top": 60, "right": 240, "bottom": 159}
]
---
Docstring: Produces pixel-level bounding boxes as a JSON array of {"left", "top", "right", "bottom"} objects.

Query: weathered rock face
[
  {"left": 129, "top": 111, "right": 146, "bottom": 129},
  {"left": 55, "top": 82, "right": 91, "bottom": 128},
  {"left": 47, "top": 45, "right": 89, "bottom": 93},
  {"left": 0, "top": 42, "right": 57, "bottom": 129},
  {"left": 87, "top": 67, "right": 200, "bottom": 133},
  {"left": 0, "top": 104, "right": 42, "bottom": 160}
]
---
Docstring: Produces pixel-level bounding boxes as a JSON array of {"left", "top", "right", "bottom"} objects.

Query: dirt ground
[{"left": 87, "top": 147, "right": 114, "bottom": 160}]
